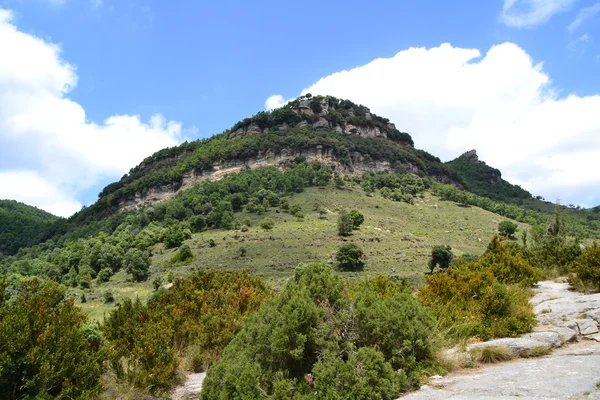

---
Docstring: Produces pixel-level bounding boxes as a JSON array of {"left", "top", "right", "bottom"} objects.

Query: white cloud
[
  {"left": 0, "top": 9, "right": 183, "bottom": 217},
  {"left": 91, "top": 0, "right": 103, "bottom": 9},
  {"left": 0, "top": 171, "right": 81, "bottom": 217},
  {"left": 501, "top": 0, "right": 576, "bottom": 28},
  {"left": 264, "top": 94, "right": 289, "bottom": 110},
  {"left": 568, "top": 2, "right": 600, "bottom": 32},
  {"left": 268, "top": 42, "right": 600, "bottom": 207}
]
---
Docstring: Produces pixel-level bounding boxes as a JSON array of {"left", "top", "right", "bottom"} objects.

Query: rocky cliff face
[
  {"left": 229, "top": 95, "right": 397, "bottom": 140},
  {"left": 118, "top": 144, "right": 419, "bottom": 212}
]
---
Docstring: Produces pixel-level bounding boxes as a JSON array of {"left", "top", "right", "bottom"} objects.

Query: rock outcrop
[{"left": 230, "top": 96, "right": 394, "bottom": 140}]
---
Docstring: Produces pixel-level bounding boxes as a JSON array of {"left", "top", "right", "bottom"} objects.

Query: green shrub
[
  {"left": 0, "top": 280, "right": 105, "bottom": 399},
  {"left": 201, "top": 264, "right": 435, "bottom": 399},
  {"left": 124, "top": 248, "right": 150, "bottom": 282},
  {"left": 104, "top": 290, "right": 115, "bottom": 303},
  {"left": 498, "top": 221, "right": 518, "bottom": 238},
  {"left": 568, "top": 242, "right": 600, "bottom": 292},
  {"left": 337, "top": 210, "right": 353, "bottom": 237},
  {"left": 171, "top": 244, "right": 194, "bottom": 264},
  {"left": 428, "top": 245, "right": 454, "bottom": 273},
  {"left": 481, "top": 235, "right": 542, "bottom": 287},
  {"left": 418, "top": 256, "right": 536, "bottom": 341},
  {"left": 260, "top": 218, "right": 275, "bottom": 231},
  {"left": 97, "top": 267, "right": 113, "bottom": 283},
  {"left": 348, "top": 209, "right": 364, "bottom": 230},
  {"left": 336, "top": 243, "right": 365, "bottom": 270},
  {"left": 102, "top": 271, "right": 267, "bottom": 393}
]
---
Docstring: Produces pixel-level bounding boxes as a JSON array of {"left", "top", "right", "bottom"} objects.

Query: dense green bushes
[
  {"left": 0, "top": 279, "right": 105, "bottom": 399},
  {"left": 0, "top": 200, "right": 59, "bottom": 256},
  {"left": 419, "top": 236, "right": 538, "bottom": 341},
  {"left": 102, "top": 270, "right": 267, "bottom": 392},
  {"left": 201, "top": 264, "right": 436, "bottom": 399},
  {"left": 568, "top": 242, "right": 600, "bottom": 292}
]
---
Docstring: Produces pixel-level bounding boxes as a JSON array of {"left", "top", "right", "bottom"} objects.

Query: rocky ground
[{"left": 401, "top": 280, "right": 600, "bottom": 399}]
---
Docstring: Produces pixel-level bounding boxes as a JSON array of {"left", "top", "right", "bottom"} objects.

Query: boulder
[
  {"left": 522, "top": 331, "right": 563, "bottom": 348},
  {"left": 467, "top": 337, "right": 548, "bottom": 355}
]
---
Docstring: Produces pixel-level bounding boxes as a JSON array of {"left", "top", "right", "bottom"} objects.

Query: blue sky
[{"left": 0, "top": 0, "right": 599, "bottom": 216}]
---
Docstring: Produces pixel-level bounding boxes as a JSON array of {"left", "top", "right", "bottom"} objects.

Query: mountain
[{"left": 0, "top": 200, "right": 59, "bottom": 256}]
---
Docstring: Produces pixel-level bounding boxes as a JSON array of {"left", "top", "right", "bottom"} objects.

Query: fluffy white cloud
[
  {"left": 264, "top": 94, "right": 290, "bottom": 110},
  {"left": 0, "top": 9, "right": 183, "bottom": 217},
  {"left": 501, "top": 0, "right": 576, "bottom": 28},
  {"left": 268, "top": 42, "right": 600, "bottom": 207},
  {"left": 568, "top": 2, "right": 600, "bottom": 32}
]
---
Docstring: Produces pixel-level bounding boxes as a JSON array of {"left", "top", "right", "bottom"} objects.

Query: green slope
[{"left": 0, "top": 200, "right": 59, "bottom": 256}]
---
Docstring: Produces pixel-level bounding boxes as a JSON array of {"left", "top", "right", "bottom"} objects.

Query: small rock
[
  {"left": 587, "top": 309, "right": 600, "bottom": 323},
  {"left": 566, "top": 319, "right": 599, "bottom": 336},
  {"left": 547, "top": 326, "right": 578, "bottom": 343}
]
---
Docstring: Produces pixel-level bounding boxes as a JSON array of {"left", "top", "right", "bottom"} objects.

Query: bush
[
  {"left": 201, "top": 264, "right": 435, "bottom": 399},
  {"left": 568, "top": 242, "right": 600, "bottom": 292},
  {"left": 481, "top": 235, "right": 542, "bottom": 287},
  {"left": 104, "top": 290, "right": 115, "bottom": 303},
  {"left": 418, "top": 257, "right": 536, "bottom": 341},
  {"left": 337, "top": 210, "right": 353, "bottom": 237},
  {"left": 336, "top": 243, "right": 365, "bottom": 270},
  {"left": 348, "top": 209, "right": 364, "bottom": 230},
  {"left": 498, "top": 221, "right": 518, "bottom": 238},
  {"left": 102, "top": 271, "right": 267, "bottom": 392},
  {"left": 260, "top": 218, "right": 275, "bottom": 231},
  {"left": 0, "top": 280, "right": 105, "bottom": 399},
  {"left": 428, "top": 245, "right": 454, "bottom": 273},
  {"left": 124, "top": 248, "right": 150, "bottom": 282},
  {"left": 97, "top": 267, "right": 113, "bottom": 283},
  {"left": 171, "top": 244, "right": 194, "bottom": 264}
]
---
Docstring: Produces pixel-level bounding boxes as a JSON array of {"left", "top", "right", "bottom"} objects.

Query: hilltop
[{"left": 0, "top": 200, "right": 59, "bottom": 257}]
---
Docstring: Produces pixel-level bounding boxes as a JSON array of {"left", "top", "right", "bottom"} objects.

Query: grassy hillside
[
  {"left": 77, "top": 183, "right": 526, "bottom": 321},
  {"left": 0, "top": 200, "right": 59, "bottom": 256}
]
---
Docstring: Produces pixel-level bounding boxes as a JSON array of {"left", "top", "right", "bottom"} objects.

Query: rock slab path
[{"left": 401, "top": 280, "right": 600, "bottom": 399}]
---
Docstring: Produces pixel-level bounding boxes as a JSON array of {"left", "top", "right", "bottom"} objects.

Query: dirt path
[
  {"left": 171, "top": 373, "right": 205, "bottom": 400},
  {"left": 400, "top": 280, "right": 600, "bottom": 399}
]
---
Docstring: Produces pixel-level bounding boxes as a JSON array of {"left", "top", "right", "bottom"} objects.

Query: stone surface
[
  {"left": 587, "top": 309, "right": 600, "bottom": 323},
  {"left": 400, "top": 342, "right": 600, "bottom": 399},
  {"left": 521, "top": 331, "right": 563, "bottom": 348},
  {"left": 172, "top": 373, "right": 205, "bottom": 400},
  {"left": 543, "top": 326, "right": 577, "bottom": 343},
  {"left": 566, "top": 318, "right": 599, "bottom": 335},
  {"left": 467, "top": 338, "right": 548, "bottom": 354}
]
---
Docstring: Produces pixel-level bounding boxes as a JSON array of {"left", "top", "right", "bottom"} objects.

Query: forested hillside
[{"left": 0, "top": 200, "right": 59, "bottom": 256}]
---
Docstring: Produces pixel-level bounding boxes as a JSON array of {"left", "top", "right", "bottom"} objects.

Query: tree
[
  {"left": 336, "top": 243, "right": 365, "bottom": 270},
  {"left": 337, "top": 210, "right": 353, "bottom": 236},
  {"left": 124, "top": 248, "right": 150, "bottom": 282},
  {"left": 348, "top": 209, "right": 364, "bottom": 230},
  {"left": 0, "top": 280, "right": 104, "bottom": 399},
  {"left": 428, "top": 245, "right": 454, "bottom": 273},
  {"left": 498, "top": 221, "right": 518, "bottom": 238},
  {"left": 260, "top": 218, "right": 275, "bottom": 231}
]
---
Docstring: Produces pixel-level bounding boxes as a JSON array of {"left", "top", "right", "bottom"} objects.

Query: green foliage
[
  {"left": 123, "top": 248, "right": 150, "bottom": 282},
  {"left": 161, "top": 223, "right": 192, "bottom": 249},
  {"left": 260, "top": 217, "right": 275, "bottom": 231},
  {"left": 336, "top": 243, "right": 365, "bottom": 270},
  {"left": 102, "top": 271, "right": 267, "bottom": 392},
  {"left": 171, "top": 244, "right": 194, "bottom": 265},
  {"left": 337, "top": 209, "right": 353, "bottom": 237},
  {"left": 97, "top": 267, "right": 113, "bottom": 283},
  {"left": 498, "top": 221, "right": 518, "bottom": 238},
  {"left": 568, "top": 242, "right": 600, "bottom": 292},
  {"left": 419, "top": 244, "right": 536, "bottom": 341},
  {"left": 362, "top": 171, "right": 425, "bottom": 205},
  {"left": 482, "top": 235, "right": 542, "bottom": 287},
  {"left": 0, "top": 200, "right": 59, "bottom": 256},
  {"left": 428, "top": 245, "right": 454, "bottom": 273},
  {"left": 104, "top": 290, "right": 115, "bottom": 303},
  {"left": 0, "top": 280, "right": 104, "bottom": 399},
  {"left": 348, "top": 209, "right": 364, "bottom": 230},
  {"left": 201, "top": 264, "right": 435, "bottom": 399}
]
